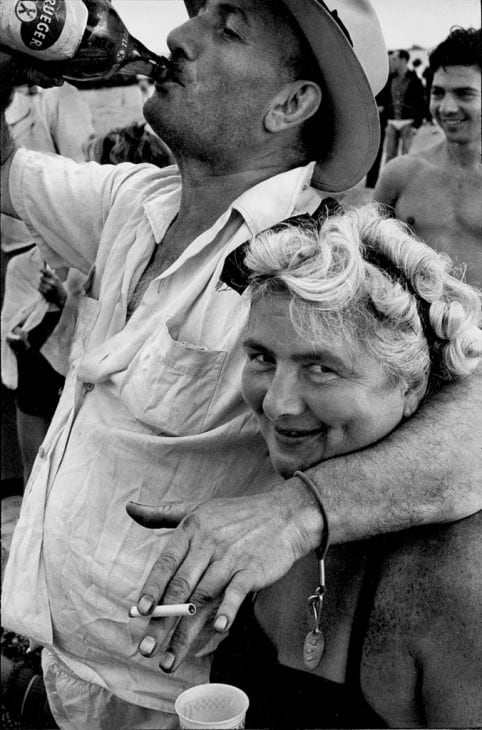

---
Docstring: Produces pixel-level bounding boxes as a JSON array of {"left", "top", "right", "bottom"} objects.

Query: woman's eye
[{"left": 307, "top": 363, "right": 336, "bottom": 380}]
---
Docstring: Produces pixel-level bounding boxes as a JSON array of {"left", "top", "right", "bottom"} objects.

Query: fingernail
[
  {"left": 214, "top": 615, "right": 228, "bottom": 632},
  {"left": 159, "top": 652, "right": 175, "bottom": 672},
  {"left": 138, "top": 595, "right": 154, "bottom": 615},
  {"left": 138, "top": 636, "right": 157, "bottom": 657}
]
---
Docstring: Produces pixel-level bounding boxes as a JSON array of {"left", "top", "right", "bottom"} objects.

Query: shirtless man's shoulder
[
  {"left": 361, "top": 512, "right": 482, "bottom": 727},
  {"left": 373, "top": 143, "right": 443, "bottom": 210}
]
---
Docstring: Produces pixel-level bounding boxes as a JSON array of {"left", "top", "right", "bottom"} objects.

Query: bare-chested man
[{"left": 374, "top": 27, "right": 481, "bottom": 286}]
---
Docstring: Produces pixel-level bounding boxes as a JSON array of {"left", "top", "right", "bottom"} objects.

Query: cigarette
[{"left": 129, "top": 603, "right": 196, "bottom": 618}]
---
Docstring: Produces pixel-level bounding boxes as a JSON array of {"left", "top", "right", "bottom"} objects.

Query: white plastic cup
[{"left": 175, "top": 683, "right": 249, "bottom": 729}]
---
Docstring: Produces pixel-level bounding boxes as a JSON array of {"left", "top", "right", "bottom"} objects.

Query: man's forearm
[
  {"left": 125, "top": 370, "right": 481, "bottom": 664},
  {"left": 302, "top": 367, "right": 482, "bottom": 543},
  {"left": 1, "top": 49, "right": 61, "bottom": 216}
]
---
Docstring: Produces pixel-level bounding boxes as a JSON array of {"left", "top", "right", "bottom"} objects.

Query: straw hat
[{"left": 183, "top": 0, "right": 388, "bottom": 191}]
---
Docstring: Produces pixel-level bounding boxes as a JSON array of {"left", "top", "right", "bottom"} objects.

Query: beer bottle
[{"left": 0, "top": 0, "right": 168, "bottom": 82}]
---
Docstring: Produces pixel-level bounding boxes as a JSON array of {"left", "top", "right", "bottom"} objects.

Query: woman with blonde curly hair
[{"left": 212, "top": 203, "right": 482, "bottom": 728}]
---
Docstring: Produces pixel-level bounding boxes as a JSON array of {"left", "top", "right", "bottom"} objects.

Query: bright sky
[{"left": 113, "top": 0, "right": 480, "bottom": 55}]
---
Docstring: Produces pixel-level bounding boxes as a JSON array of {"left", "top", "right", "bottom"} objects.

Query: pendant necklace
[{"left": 294, "top": 471, "right": 330, "bottom": 672}]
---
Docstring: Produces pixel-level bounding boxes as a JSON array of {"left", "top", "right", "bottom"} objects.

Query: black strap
[{"left": 219, "top": 197, "right": 342, "bottom": 295}]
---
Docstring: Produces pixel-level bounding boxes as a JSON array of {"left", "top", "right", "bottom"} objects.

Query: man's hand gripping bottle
[{"left": 0, "top": 0, "right": 168, "bottom": 81}]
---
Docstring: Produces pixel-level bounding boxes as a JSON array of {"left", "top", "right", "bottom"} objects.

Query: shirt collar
[
  {"left": 142, "top": 166, "right": 182, "bottom": 242},
  {"left": 142, "top": 162, "right": 319, "bottom": 244},
  {"left": 232, "top": 161, "right": 318, "bottom": 236}
]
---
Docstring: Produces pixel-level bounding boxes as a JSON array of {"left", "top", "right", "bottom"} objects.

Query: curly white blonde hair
[{"left": 245, "top": 204, "right": 482, "bottom": 393}]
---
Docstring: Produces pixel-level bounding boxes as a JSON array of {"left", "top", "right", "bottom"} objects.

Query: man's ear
[{"left": 264, "top": 81, "right": 322, "bottom": 134}]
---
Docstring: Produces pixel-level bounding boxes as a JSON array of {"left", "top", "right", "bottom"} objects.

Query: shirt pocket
[{"left": 120, "top": 319, "right": 227, "bottom": 435}]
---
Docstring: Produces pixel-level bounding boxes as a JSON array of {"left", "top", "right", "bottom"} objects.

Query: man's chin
[{"left": 142, "top": 99, "right": 167, "bottom": 140}]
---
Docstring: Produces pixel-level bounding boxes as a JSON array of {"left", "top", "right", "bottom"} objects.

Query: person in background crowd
[
  {"left": 211, "top": 204, "right": 482, "bottom": 728},
  {"left": 384, "top": 49, "right": 427, "bottom": 162},
  {"left": 422, "top": 63, "right": 434, "bottom": 117},
  {"left": 1, "top": 1, "right": 481, "bottom": 728},
  {"left": 374, "top": 27, "right": 481, "bottom": 286},
  {"left": 411, "top": 56, "right": 423, "bottom": 78},
  {"left": 1, "top": 253, "right": 85, "bottom": 483},
  {"left": 365, "top": 58, "right": 391, "bottom": 189},
  {"left": 84, "top": 121, "right": 174, "bottom": 167},
  {"left": 1, "top": 82, "right": 93, "bottom": 490},
  {"left": 137, "top": 74, "right": 156, "bottom": 105}
]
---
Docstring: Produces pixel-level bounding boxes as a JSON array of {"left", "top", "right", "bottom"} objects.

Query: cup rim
[{"left": 175, "top": 683, "right": 249, "bottom": 728}]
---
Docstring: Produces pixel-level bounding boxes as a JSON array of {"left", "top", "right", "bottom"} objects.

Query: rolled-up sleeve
[{"left": 9, "top": 148, "right": 123, "bottom": 272}]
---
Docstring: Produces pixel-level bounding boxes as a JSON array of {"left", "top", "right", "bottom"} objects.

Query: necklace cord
[{"left": 293, "top": 470, "right": 330, "bottom": 562}]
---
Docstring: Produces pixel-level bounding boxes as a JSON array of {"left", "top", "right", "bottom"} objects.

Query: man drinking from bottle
[{"left": 1, "top": 1, "right": 481, "bottom": 728}]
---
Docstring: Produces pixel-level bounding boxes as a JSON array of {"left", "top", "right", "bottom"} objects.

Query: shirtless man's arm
[
  {"left": 373, "top": 155, "right": 417, "bottom": 210},
  {"left": 418, "top": 517, "right": 482, "bottom": 727},
  {"left": 362, "top": 511, "right": 482, "bottom": 727}
]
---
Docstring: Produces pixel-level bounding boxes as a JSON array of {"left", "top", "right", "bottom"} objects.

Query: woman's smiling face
[{"left": 242, "top": 293, "right": 414, "bottom": 478}]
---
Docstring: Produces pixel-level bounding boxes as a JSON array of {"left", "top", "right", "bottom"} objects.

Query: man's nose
[
  {"left": 439, "top": 93, "right": 458, "bottom": 114},
  {"left": 263, "top": 369, "right": 305, "bottom": 420},
  {"left": 166, "top": 15, "right": 201, "bottom": 61}
]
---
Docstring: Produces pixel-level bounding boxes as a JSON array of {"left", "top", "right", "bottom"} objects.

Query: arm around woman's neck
[{"left": 297, "top": 365, "right": 482, "bottom": 544}]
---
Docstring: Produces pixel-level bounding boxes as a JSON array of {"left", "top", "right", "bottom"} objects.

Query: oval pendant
[{"left": 303, "top": 629, "right": 325, "bottom": 671}]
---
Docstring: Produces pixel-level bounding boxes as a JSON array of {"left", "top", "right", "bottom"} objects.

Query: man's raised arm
[
  {"left": 1, "top": 111, "right": 19, "bottom": 218},
  {"left": 1, "top": 51, "right": 20, "bottom": 218},
  {"left": 1, "top": 49, "right": 62, "bottom": 218}
]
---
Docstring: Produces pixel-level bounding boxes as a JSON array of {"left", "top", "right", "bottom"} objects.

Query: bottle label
[{"left": 1, "top": 0, "right": 88, "bottom": 61}]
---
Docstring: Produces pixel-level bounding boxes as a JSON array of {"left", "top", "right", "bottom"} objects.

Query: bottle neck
[
  {"left": 117, "top": 55, "right": 169, "bottom": 81},
  {"left": 117, "top": 35, "right": 168, "bottom": 81}
]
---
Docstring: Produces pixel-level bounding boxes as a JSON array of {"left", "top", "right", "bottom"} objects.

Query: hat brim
[{"left": 183, "top": 0, "right": 380, "bottom": 191}]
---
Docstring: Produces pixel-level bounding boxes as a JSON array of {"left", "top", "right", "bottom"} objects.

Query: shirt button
[
  {"left": 38, "top": 447, "right": 46, "bottom": 459},
  {"left": 84, "top": 382, "right": 95, "bottom": 392}
]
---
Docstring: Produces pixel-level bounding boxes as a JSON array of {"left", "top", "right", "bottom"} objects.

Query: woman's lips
[{"left": 273, "top": 425, "right": 324, "bottom": 441}]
